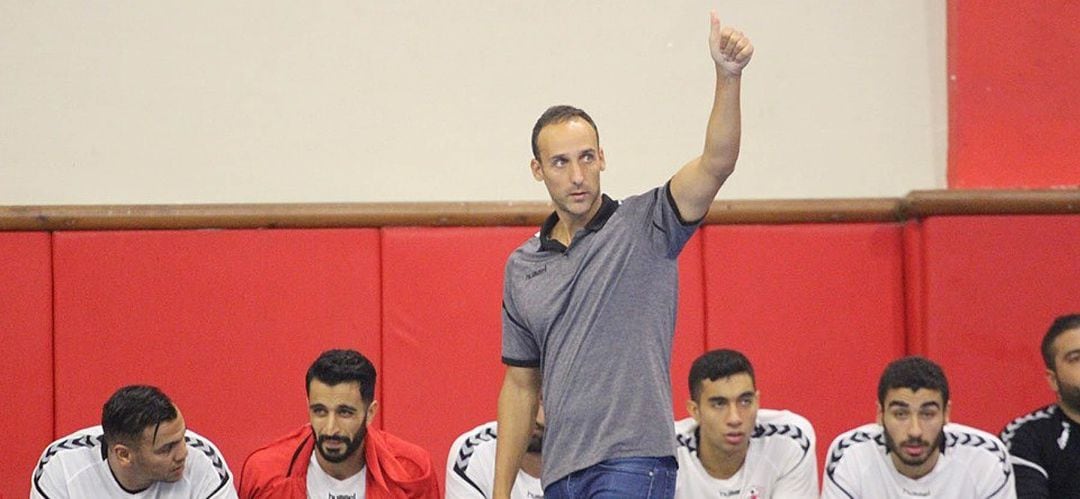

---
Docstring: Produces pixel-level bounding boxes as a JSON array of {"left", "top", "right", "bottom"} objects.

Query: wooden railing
[{"left": 1, "top": 190, "right": 1077, "bottom": 231}]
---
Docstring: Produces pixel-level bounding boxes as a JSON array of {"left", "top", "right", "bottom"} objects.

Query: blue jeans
[{"left": 543, "top": 456, "right": 677, "bottom": 499}]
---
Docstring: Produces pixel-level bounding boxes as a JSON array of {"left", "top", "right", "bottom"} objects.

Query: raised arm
[
  {"left": 493, "top": 366, "right": 541, "bottom": 499},
  {"left": 669, "top": 11, "right": 754, "bottom": 222}
]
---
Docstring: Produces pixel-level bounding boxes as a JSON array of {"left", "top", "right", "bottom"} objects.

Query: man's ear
[
  {"left": 366, "top": 400, "right": 379, "bottom": 422},
  {"left": 875, "top": 403, "right": 884, "bottom": 426},
  {"left": 1047, "top": 368, "right": 1060, "bottom": 393},
  {"left": 531, "top": 158, "right": 544, "bottom": 181},
  {"left": 112, "top": 443, "right": 134, "bottom": 465},
  {"left": 943, "top": 400, "right": 951, "bottom": 424},
  {"left": 686, "top": 399, "right": 700, "bottom": 422}
]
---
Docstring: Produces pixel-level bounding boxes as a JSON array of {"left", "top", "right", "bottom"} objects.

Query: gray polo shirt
[{"left": 501, "top": 183, "right": 700, "bottom": 486}]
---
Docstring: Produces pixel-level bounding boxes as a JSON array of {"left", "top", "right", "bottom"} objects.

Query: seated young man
[
  {"left": 674, "top": 349, "right": 817, "bottom": 498},
  {"left": 445, "top": 405, "right": 545, "bottom": 499},
  {"left": 238, "top": 349, "right": 439, "bottom": 499},
  {"left": 822, "top": 356, "right": 1016, "bottom": 498},
  {"left": 31, "top": 385, "right": 237, "bottom": 499},
  {"left": 1000, "top": 313, "right": 1080, "bottom": 498}
]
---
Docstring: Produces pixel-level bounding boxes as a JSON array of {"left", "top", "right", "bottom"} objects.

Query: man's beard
[
  {"left": 883, "top": 428, "right": 944, "bottom": 467},
  {"left": 1058, "top": 376, "right": 1080, "bottom": 415},
  {"left": 315, "top": 414, "right": 368, "bottom": 464}
]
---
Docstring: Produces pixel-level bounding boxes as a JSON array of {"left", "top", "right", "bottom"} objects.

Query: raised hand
[{"left": 709, "top": 10, "right": 754, "bottom": 76}]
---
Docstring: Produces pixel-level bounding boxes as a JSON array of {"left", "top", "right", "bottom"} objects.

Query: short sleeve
[
  {"left": 500, "top": 257, "right": 540, "bottom": 367},
  {"left": 652, "top": 182, "right": 702, "bottom": 259}
]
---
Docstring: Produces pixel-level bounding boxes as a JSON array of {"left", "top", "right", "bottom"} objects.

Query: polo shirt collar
[{"left": 538, "top": 194, "right": 618, "bottom": 252}]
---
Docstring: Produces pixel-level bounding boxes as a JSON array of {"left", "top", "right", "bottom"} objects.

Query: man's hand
[{"left": 709, "top": 11, "right": 754, "bottom": 77}]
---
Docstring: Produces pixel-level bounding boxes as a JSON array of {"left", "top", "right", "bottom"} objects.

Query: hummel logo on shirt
[
  {"left": 525, "top": 266, "right": 547, "bottom": 280},
  {"left": 329, "top": 494, "right": 356, "bottom": 499}
]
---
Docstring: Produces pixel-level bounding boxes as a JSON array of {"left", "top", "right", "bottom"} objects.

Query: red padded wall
[
  {"left": 702, "top": 224, "right": 907, "bottom": 465},
  {"left": 51, "top": 229, "right": 382, "bottom": 475},
  {"left": 948, "top": 0, "right": 1080, "bottom": 188},
  {"left": 380, "top": 228, "right": 705, "bottom": 485},
  {"left": 0, "top": 233, "right": 53, "bottom": 499},
  {"left": 913, "top": 215, "right": 1080, "bottom": 434}
]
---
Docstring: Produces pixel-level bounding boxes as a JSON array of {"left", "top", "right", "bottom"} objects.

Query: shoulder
[
  {"left": 242, "top": 425, "right": 312, "bottom": 477},
  {"left": 944, "top": 423, "right": 1010, "bottom": 463},
  {"left": 1000, "top": 404, "right": 1058, "bottom": 447},
  {"left": 449, "top": 421, "right": 498, "bottom": 457},
  {"left": 754, "top": 409, "right": 815, "bottom": 447},
  {"left": 367, "top": 428, "right": 439, "bottom": 494},
  {"left": 184, "top": 428, "right": 233, "bottom": 476},
  {"left": 369, "top": 427, "right": 435, "bottom": 473},
  {"left": 674, "top": 417, "right": 699, "bottom": 454},
  {"left": 825, "top": 423, "right": 883, "bottom": 468},
  {"left": 447, "top": 422, "right": 498, "bottom": 493},
  {"left": 616, "top": 187, "right": 663, "bottom": 214},
  {"left": 34, "top": 426, "right": 105, "bottom": 474},
  {"left": 506, "top": 236, "right": 541, "bottom": 262}
]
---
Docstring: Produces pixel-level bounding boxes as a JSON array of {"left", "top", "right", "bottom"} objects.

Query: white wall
[{"left": 0, "top": 1, "right": 946, "bottom": 204}]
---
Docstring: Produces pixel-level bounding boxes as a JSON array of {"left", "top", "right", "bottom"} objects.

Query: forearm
[
  {"left": 668, "top": 15, "right": 751, "bottom": 222},
  {"left": 493, "top": 368, "right": 540, "bottom": 499},
  {"left": 701, "top": 68, "right": 742, "bottom": 179}
]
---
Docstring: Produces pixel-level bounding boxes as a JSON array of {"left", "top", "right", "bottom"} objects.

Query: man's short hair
[
  {"left": 101, "top": 385, "right": 178, "bottom": 448},
  {"left": 305, "top": 349, "right": 377, "bottom": 404},
  {"left": 877, "top": 356, "right": 949, "bottom": 407},
  {"left": 688, "top": 349, "right": 756, "bottom": 402},
  {"left": 531, "top": 105, "right": 600, "bottom": 160},
  {"left": 1041, "top": 313, "right": 1080, "bottom": 370}
]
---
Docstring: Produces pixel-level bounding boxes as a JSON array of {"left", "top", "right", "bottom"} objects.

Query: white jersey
[
  {"left": 821, "top": 422, "right": 1016, "bottom": 499},
  {"left": 30, "top": 425, "right": 237, "bottom": 499},
  {"left": 445, "top": 421, "right": 543, "bottom": 499},
  {"left": 674, "top": 409, "right": 818, "bottom": 499},
  {"left": 306, "top": 451, "right": 366, "bottom": 499}
]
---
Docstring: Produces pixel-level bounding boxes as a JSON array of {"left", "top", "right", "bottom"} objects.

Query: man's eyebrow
[
  {"left": 886, "top": 400, "right": 911, "bottom": 409},
  {"left": 918, "top": 401, "right": 942, "bottom": 410}
]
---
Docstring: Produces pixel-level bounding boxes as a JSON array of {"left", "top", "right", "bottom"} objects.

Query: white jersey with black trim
[
  {"left": 673, "top": 409, "right": 818, "bottom": 499},
  {"left": 445, "top": 421, "right": 543, "bottom": 499},
  {"left": 30, "top": 425, "right": 238, "bottom": 499},
  {"left": 821, "top": 422, "right": 1016, "bottom": 499}
]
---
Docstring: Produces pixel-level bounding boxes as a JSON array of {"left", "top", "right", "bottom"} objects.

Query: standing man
[
  {"left": 1000, "top": 313, "right": 1080, "bottom": 498},
  {"left": 822, "top": 356, "right": 1016, "bottom": 498},
  {"left": 239, "top": 349, "right": 439, "bottom": 499},
  {"left": 30, "top": 385, "right": 237, "bottom": 499},
  {"left": 675, "top": 349, "right": 817, "bottom": 498},
  {"left": 495, "top": 11, "right": 753, "bottom": 499}
]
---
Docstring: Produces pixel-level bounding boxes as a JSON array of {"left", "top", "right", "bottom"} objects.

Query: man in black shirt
[{"left": 1001, "top": 313, "right": 1080, "bottom": 498}]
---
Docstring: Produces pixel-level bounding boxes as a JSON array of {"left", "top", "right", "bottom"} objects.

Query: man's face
[
  {"left": 527, "top": 404, "right": 546, "bottom": 454},
  {"left": 308, "top": 379, "right": 374, "bottom": 464},
  {"left": 530, "top": 118, "right": 606, "bottom": 224},
  {"left": 687, "top": 373, "right": 759, "bottom": 458},
  {"left": 1048, "top": 327, "right": 1080, "bottom": 414},
  {"left": 128, "top": 410, "right": 188, "bottom": 485},
  {"left": 878, "top": 388, "right": 949, "bottom": 479}
]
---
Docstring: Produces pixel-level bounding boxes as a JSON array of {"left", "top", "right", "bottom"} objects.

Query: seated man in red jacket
[{"left": 239, "top": 349, "right": 439, "bottom": 499}]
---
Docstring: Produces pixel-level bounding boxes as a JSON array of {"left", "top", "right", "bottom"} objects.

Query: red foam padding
[
  {"left": 948, "top": 1, "right": 1080, "bottom": 188},
  {"left": 380, "top": 228, "right": 705, "bottom": 485},
  {"left": 918, "top": 215, "right": 1080, "bottom": 434},
  {"left": 0, "top": 233, "right": 53, "bottom": 499},
  {"left": 51, "top": 229, "right": 382, "bottom": 475},
  {"left": 702, "top": 224, "right": 906, "bottom": 467}
]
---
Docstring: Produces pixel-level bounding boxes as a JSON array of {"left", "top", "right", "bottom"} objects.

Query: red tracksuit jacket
[{"left": 238, "top": 424, "right": 440, "bottom": 499}]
